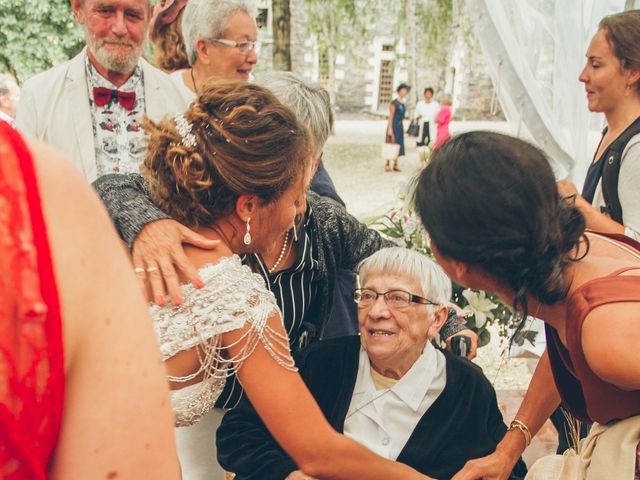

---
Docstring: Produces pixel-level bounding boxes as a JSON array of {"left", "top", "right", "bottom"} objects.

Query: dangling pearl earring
[{"left": 243, "top": 217, "right": 252, "bottom": 245}]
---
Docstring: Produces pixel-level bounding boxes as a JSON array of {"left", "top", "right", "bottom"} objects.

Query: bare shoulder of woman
[
  {"left": 31, "top": 139, "right": 181, "bottom": 479},
  {"left": 183, "top": 239, "right": 233, "bottom": 272},
  {"left": 581, "top": 298, "right": 640, "bottom": 390}
]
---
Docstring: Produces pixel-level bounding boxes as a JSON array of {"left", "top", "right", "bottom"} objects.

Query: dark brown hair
[
  {"left": 599, "top": 9, "right": 640, "bottom": 92},
  {"left": 414, "top": 131, "right": 586, "bottom": 321},
  {"left": 143, "top": 79, "right": 311, "bottom": 227},
  {"left": 152, "top": 9, "right": 190, "bottom": 72}
]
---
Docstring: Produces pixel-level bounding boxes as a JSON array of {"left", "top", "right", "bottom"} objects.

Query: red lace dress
[{"left": 0, "top": 121, "right": 64, "bottom": 479}]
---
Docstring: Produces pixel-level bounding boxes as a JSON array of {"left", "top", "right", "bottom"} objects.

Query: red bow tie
[{"left": 92, "top": 87, "right": 136, "bottom": 111}]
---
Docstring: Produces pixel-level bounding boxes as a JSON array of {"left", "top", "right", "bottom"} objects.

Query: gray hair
[
  {"left": 182, "top": 0, "right": 256, "bottom": 66},
  {"left": 357, "top": 247, "right": 452, "bottom": 306},
  {"left": 0, "top": 73, "right": 17, "bottom": 95},
  {"left": 258, "top": 71, "right": 334, "bottom": 159}
]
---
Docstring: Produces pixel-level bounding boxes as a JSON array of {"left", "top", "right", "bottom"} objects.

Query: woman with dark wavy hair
[{"left": 414, "top": 131, "right": 640, "bottom": 480}]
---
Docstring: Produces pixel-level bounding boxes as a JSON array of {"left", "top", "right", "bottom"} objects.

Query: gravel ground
[
  {"left": 323, "top": 117, "right": 535, "bottom": 389},
  {"left": 323, "top": 118, "right": 511, "bottom": 220}
]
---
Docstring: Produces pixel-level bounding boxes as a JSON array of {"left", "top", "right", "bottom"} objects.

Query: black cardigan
[{"left": 217, "top": 336, "right": 527, "bottom": 480}]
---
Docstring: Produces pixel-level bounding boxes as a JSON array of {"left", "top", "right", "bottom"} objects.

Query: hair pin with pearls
[{"left": 174, "top": 113, "right": 196, "bottom": 148}]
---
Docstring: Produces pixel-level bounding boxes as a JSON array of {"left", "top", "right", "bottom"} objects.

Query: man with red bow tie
[{"left": 15, "top": 0, "right": 189, "bottom": 182}]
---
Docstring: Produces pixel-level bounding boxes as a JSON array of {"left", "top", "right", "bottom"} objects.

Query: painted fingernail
[
  {"left": 156, "top": 294, "right": 165, "bottom": 306},
  {"left": 172, "top": 294, "right": 183, "bottom": 305}
]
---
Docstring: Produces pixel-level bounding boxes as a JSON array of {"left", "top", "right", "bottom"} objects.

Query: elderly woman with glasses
[
  {"left": 217, "top": 247, "right": 526, "bottom": 480},
  {"left": 149, "top": 0, "right": 258, "bottom": 98}
]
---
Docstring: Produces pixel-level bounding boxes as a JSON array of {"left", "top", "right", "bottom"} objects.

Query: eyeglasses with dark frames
[
  {"left": 211, "top": 38, "right": 257, "bottom": 54},
  {"left": 353, "top": 288, "right": 437, "bottom": 309}
]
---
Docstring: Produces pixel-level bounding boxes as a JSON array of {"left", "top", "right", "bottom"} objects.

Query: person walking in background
[
  {"left": 414, "top": 87, "right": 439, "bottom": 147},
  {"left": 0, "top": 73, "right": 20, "bottom": 126},
  {"left": 433, "top": 94, "right": 452, "bottom": 149},
  {"left": 386, "top": 82, "right": 411, "bottom": 172}
]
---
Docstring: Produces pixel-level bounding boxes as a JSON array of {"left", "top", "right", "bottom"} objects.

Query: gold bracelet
[{"left": 508, "top": 419, "right": 532, "bottom": 447}]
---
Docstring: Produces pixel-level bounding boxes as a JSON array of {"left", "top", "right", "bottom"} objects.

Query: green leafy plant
[{"left": 0, "top": 0, "right": 84, "bottom": 82}]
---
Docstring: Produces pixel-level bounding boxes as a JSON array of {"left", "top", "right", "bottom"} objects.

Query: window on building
[
  {"left": 378, "top": 59, "right": 393, "bottom": 108},
  {"left": 382, "top": 44, "right": 394, "bottom": 52},
  {"left": 256, "top": 8, "right": 268, "bottom": 29}
]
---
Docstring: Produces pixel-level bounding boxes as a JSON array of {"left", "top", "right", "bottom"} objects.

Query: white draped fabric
[{"left": 467, "top": 0, "right": 625, "bottom": 183}]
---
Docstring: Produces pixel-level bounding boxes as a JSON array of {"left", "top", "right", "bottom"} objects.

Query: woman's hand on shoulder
[{"left": 132, "top": 219, "right": 219, "bottom": 305}]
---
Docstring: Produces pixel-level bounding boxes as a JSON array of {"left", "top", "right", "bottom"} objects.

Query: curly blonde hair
[
  {"left": 152, "top": 9, "right": 190, "bottom": 72},
  {"left": 143, "top": 79, "right": 311, "bottom": 227}
]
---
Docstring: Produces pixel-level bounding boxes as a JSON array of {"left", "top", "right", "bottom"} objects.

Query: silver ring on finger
[
  {"left": 146, "top": 266, "right": 159, "bottom": 273},
  {"left": 134, "top": 267, "right": 145, "bottom": 274}
]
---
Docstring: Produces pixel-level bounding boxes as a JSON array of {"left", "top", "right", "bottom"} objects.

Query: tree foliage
[
  {"left": 303, "top": 0, "right": 375, "bottom": 102},
  {"left": 415, "top": 0, "right": 454, "bottom": 54},
  {"left": 391, "top": 0, "right": 453, "bottom": 101},
  {"left": 304, "top": 0, "right": 371, "bottom": 52},
  {"left": 0, "top": 0, "right": 84, "bottom": 83}
]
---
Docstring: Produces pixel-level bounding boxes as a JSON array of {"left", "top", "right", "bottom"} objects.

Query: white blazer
[{"left": 15, "top": 49, "right": 190, "bottom": 182}]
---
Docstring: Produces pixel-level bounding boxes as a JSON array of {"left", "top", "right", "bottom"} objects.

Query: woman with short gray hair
[
  {"left": 357, "top": 247, "right": 452, "bottom": 308},
  {"left": 218, "top": 247, "right": 526, "bottom": 480},
  {"left": 149, "top": 0, "right": 258, "bottom": 96},
  {"left": 258, "top": 71, "right": 342, "bottom": 204},
  {"left": 259, "top": 71, "right": 334, "bottom": 160}
]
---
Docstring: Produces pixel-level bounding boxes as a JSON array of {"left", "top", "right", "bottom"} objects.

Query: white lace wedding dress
[{"left": 149, "top": 255, "right": 296, "bottom": 479}]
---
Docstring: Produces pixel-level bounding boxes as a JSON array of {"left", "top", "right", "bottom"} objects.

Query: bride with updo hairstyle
[
  {"left": 414, "top": 131, "right": 640, "bottom": 480},
  {"left": 139, "top": 79, "right": 431, "bottom": 480},
  {"left": 143, "top": 80, "right": 307, "bottom": 230}
]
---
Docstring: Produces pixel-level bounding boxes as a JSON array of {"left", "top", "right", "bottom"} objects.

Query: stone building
[{"left": 255, "top": 0, "right": 503, "bottom": 120}]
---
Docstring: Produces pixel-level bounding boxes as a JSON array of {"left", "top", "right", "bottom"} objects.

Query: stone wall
[
  {"left": 255, "top": 0, "right": 504, "bottom": 120},
  {"left": 447, "top": 4, "right": 505, "bottom": 120}
]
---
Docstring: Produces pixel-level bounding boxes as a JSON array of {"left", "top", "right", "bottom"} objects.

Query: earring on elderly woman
[{"left": 243, "top": 217, "right": 252, "bottom": 245}]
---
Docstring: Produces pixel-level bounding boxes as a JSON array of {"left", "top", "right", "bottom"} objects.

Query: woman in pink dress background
[{"left": 434, "top": 94, "right": 452, "bottom": 149}]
